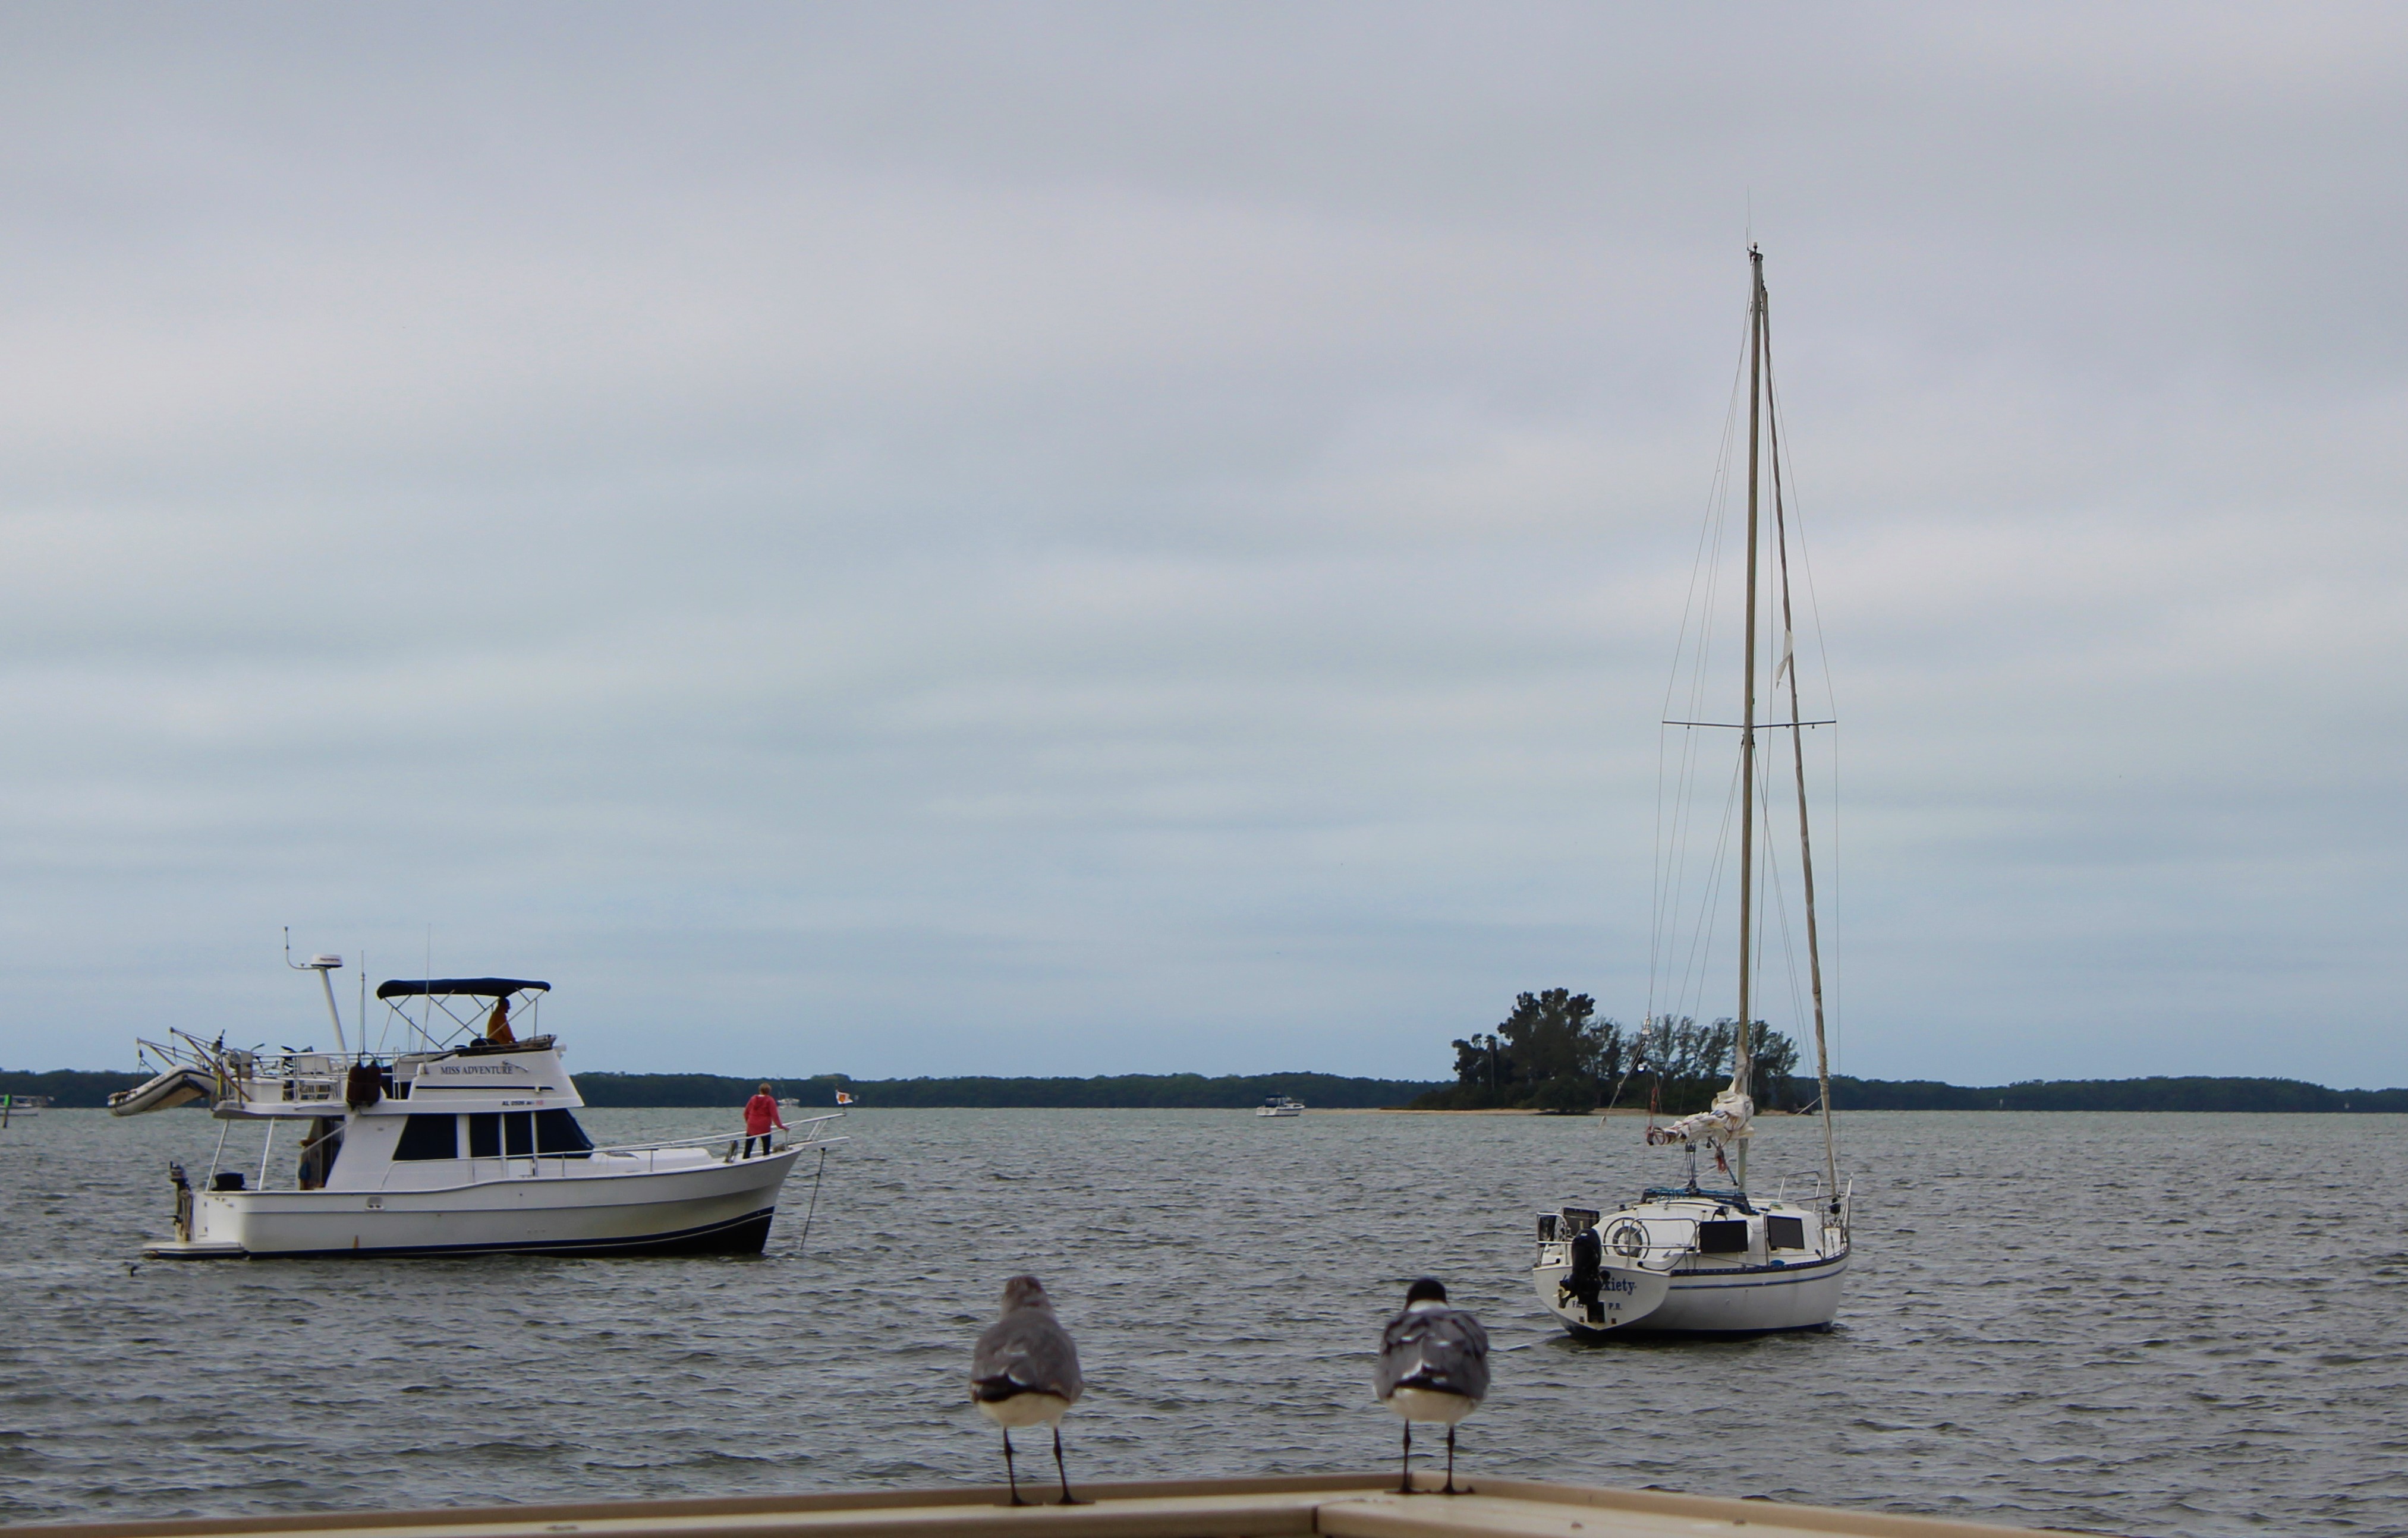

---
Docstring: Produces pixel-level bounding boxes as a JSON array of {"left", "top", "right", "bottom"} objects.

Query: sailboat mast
[
  {"left": 1762, "top": 277, "right": 1841, "bottom": 1200},
  {"left": 1734, "top": 245, "right": 1764, "bottom": 1181}
]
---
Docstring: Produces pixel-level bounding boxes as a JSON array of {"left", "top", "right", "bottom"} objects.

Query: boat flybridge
[
  {"left": 1532, "top": 247, "right": 1852, "bottom": 1337},
  {"left": 112, "top": 951, "right": 843, "bottom": 1259}
]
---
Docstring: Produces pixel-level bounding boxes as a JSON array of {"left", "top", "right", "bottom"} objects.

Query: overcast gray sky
[{"left": 3, "top": 3, "right": 2403, "bottom": 1086}]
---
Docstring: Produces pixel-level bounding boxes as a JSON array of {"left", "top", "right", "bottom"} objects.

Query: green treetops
[{"left": 1410, "top": 989, "right": 1802, "bottom": 1114}]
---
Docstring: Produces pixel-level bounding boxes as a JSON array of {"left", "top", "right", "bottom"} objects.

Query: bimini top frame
[
  {"left": 375, "top": 978, "right": 551, "bottom": 1000},
  {"left": 376, "top": 978, "right": 550, "bottom": 1054}
]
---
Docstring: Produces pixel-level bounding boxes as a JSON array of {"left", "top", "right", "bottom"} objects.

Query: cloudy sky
[{"left": 3, "top": 4, "right": 2403, "bottom": 1086}]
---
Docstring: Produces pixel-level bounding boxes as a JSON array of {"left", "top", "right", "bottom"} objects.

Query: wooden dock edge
[{"left": 2, "top": 1473, "right": 2097, "bottom": 1538}]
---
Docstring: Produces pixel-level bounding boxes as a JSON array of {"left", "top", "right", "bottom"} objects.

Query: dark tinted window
[
  {"left": 534, "top": 1108, "right": 593, "bottom": 1155},
  {"left": 467, "top": 1112, "right": 499, "bottom": 1158},
  {"left": 504, "top": 1111, "right": 534, "bottom": 1156},
  {"left": 395, "top": 1114, "right": 458, "bottom": 1161},
  {"left": 1698, "top": 1219, "right": 1749, "bottom": 1254},
  {"left": 1768, "top": 1215, "right": 1805, "bottom": 1250}
]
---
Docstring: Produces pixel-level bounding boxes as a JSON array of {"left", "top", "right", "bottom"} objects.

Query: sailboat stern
[{"left": 1532, "top": 1212, "right": 1672, "bottom": 1334}]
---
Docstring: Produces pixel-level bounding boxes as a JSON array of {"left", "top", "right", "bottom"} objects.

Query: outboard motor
[{"left": 1563, "top": 1224, "right": 1606, "bottom": 1323}]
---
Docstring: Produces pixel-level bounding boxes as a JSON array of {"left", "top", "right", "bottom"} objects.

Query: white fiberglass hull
[
  {"left": 1532, "top": 1189, "right": 1852, "bottom": 1337},
  {"left": 148, "top": 1149, "right": 801, "bottom": 1259},
  {"left": 1532, "top": 1250, "right": 1847, "bottom": 1335}
]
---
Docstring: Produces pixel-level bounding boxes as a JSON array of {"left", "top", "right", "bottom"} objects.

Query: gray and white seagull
[
  {"left": 1374, "top": 1277, "right": 1490, "bottom": 1494},
  {"left": 968, "top": 1275, "right": 1086, "bottom": 1505}
]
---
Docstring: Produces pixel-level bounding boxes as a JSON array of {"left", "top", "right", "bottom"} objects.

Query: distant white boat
[
  {"left": 1, "top": 1092, "right": 48, "bottom": 1122},
  {"left": 113, "top": 957, "right": 845, "bottom": 1259},
  {"left": 1255, "top": 1096, "right": 1305, "bottom": 1117}
]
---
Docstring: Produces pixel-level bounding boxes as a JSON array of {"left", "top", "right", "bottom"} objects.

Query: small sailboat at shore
[
  {"left": 112, "top": 951, "right": 843, "bottom": 1259},
  {"left": 1532, "top": 247, "right": 1852, "bottom": 1336}
]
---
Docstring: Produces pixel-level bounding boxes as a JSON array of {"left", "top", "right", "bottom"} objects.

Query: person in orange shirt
[
  {"left": 486, "top": 997, "right": 515, "bottom": 1045},
  {"left": 742, "top": 1083, "right": 786, "bottom": 1158}
]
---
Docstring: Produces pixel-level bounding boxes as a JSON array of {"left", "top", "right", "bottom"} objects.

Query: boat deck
[{"left": 8, "top": 1473, "right": 2079, "bottom": 1538}]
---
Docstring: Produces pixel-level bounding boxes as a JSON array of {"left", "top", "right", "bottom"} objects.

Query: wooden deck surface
[{"left": 7, "top": 1473, "right": 2091, "bottom": 1538}]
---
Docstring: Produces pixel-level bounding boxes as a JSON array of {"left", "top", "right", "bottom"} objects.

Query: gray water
[{"left": 1, "top": 1107, "right": 2402, "bottom": 1537}]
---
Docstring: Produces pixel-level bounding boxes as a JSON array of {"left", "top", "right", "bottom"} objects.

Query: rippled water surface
[{"left": 2, "top": 1107, "right": 2403, "bottom": 1535}]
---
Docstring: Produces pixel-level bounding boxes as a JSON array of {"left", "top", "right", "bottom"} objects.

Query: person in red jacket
[{"left": 742, "top": 1083, "right": 786, "bottom": 1158}]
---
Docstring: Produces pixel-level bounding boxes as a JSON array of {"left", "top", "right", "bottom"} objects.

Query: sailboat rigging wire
[
  {"left": 1762, "top": 293, "right": 1840, "bottom": 1188},
  {"left": 1668, "top": 752, "right": 1744, "bottom": 1034},
  {"left": 1762, "top": 343, "right": 1843, "bottom": 1086},
  {"left": 1751, "top": 739, "right": 1814, "bottom": 1071},
  {"left": 1650, "top": 303, "right": 1756, "bottom": 1034}
]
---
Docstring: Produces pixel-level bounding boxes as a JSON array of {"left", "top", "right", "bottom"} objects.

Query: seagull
[
  {"left": 1374, "top": 1277, "right": 1490, "bottom": 1495},
  {"left": 969, "top": 1275, "right": 1086, "bottom": 1506}
]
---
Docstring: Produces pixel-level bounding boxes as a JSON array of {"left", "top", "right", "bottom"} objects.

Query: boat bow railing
[{"left": 583, "top": 1115, "right": 849, "bottom": 1172}]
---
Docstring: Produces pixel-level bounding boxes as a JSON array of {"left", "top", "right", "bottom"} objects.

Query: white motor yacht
[
  {"left": 113, "top": 959, "right": 843, "bottom": 1259},
  {"left": 1255, "top": 1096, "right": 1305, "bottom": 1117}
]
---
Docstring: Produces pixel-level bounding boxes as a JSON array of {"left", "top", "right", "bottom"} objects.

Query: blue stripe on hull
[{"left": 240, "top": 1208, "right": 776, "bottom": 1259}]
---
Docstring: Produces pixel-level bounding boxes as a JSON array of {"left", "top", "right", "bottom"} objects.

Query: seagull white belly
[
  {"left": 975, "top": 1391, "right": 1074, "bottom": 1429},
  {"left": 1384, "top": 1386, "right": 1477, "bottom": 1424}
]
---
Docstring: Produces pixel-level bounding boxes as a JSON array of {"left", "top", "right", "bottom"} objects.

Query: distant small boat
[
  {"left": 1255, "top": 1096, "right": 1304, "bottom": 1118},
  {"left": 1, "top": 1092, "right": 49, "bottom": 1123}
]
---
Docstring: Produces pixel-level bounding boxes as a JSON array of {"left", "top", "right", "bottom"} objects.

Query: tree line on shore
[
  {"left": 0, "top": 1067, "right": 1431, "bottom": 1111},
  {"left": 569, "top": 1071, "right": 1435, "bottom": 1110},
  {"left": 1405, "top": 987, "right": 1805, "bottom": 1114},
  {"left": 8, "top": 1058, "right": 2406, "bottom": 1113}
]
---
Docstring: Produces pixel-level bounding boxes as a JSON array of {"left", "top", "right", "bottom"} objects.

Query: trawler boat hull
[{"left": 146, "top": 1147, "right": 802, "bottom": 1259}]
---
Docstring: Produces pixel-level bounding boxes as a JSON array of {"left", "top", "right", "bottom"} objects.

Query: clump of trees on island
[{"left": 1406, "top": 987, "right": 1802, "bottom": 1115}]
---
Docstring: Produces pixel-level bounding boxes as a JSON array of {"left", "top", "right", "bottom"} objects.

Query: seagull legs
[
  {"left": 1052, "top": 1426, "right": 1084, "bottom": 1505},
  {"left": 1397, "top": 1420, "right": 1413, "bottom": 1493},
  {"left": 1443, "top": 1426, "right": 1459, "bottom": 1495},
  {"left": 1001, "top": 1429, "right": 1026, "bottom": 1506}
]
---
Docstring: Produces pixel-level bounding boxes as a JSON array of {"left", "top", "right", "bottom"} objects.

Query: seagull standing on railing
[
  {"left": 970, "top": 1275, "right": 1086, "bottom": 1506},
  {"left": 1374, "top": 1277, "right": 1490, "bottom": 1494}
]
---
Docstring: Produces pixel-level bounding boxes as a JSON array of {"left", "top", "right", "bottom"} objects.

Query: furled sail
[{"left": 1646, "top": 1085, "right": 1754, "bottom": 1149}]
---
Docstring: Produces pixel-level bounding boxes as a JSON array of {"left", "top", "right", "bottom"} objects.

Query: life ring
[{"left": 1606, "top": 1219, "right": 1647, "bottom": 1260}]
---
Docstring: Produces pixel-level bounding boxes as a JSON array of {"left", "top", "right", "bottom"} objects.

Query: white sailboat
[
  {"left": 113, "top": 953, "right": 844, "bottom": 1259},
  {"left": 1532, "top": 247, "right": 1852, "bottom": 1336}
]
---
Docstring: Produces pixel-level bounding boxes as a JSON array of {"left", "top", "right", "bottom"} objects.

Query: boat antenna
[
  {"left": 1762, "top": 287, "right": 1840, "bottom": 1202},
  {"left": 284, "top": 927, "right": 350, "bottom": 1058}
]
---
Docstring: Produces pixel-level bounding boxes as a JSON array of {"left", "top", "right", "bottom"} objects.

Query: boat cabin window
[
  {"left": 467, "top": 1110, "right": 592, "bottom": 1158},
  {"left": 1767, "top": 1215, "right": 1805, "bottom": 1250},
  {"left": 395, "top": 1114, "right": 459, "bottom": 1161},
  {"left": 535, "top": 1108, "right": 593, "bottom": 1155},
  {"left": 1697, "top": 1219, "right": 1749, "bottom": 1255}
]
